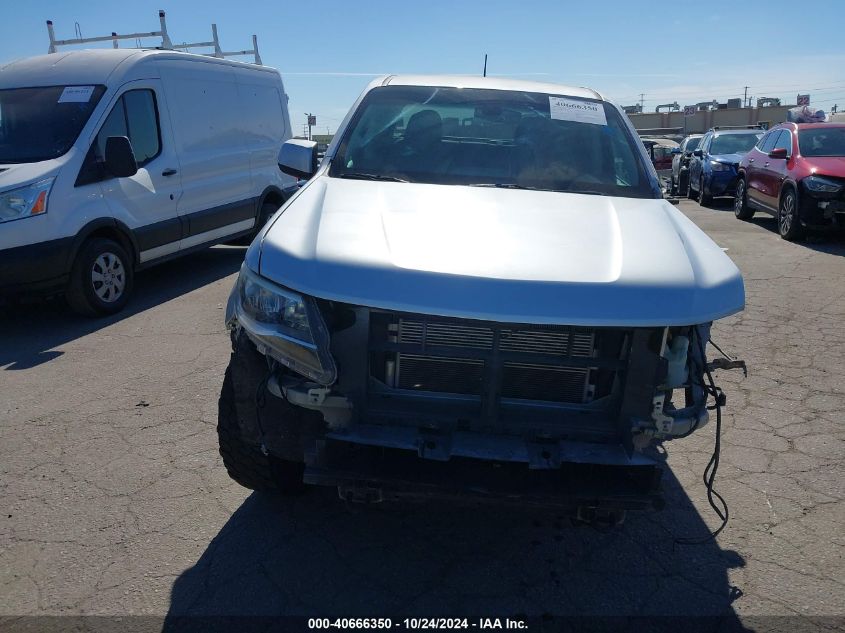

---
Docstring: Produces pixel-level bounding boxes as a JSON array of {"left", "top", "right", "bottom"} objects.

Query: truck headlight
[
  {"left": 710, "top": 161, "right": 730, "bottom": 172},
  {"left": 804, "top": 176, "right": 842, "bottom": 194},
  {"left": 227, "top": 264, "right": 337, "bottom": 384},
  {"left": 0, "top": 178, "right": 54, "bottom": 223}
]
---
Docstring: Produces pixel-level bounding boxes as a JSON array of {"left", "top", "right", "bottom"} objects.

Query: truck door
[{"left": 94, "top": 80, "right": 183, "bottom": 263}]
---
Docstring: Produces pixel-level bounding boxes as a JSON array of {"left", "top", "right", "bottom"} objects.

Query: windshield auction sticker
[
  {"left": 549, "top": 96, "right": 607, "bottom": 125},
  {"left": 58, "top": 86, "right": 95, "bottom": 103}
]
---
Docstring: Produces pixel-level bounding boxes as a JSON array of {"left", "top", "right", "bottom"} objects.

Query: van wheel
[
  {"left": 66, "top": 238, "right": 134, "bottom": 316},
  {"left": 257, "top": 200, "right": 280, "bottom": 231},
  {"left": 217, "top": 364, "right": 305, "bottom": 493}
]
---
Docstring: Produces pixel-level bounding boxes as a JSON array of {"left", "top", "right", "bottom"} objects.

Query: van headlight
[
  {"left": 227, "top": 264, "right": 337, "bottom": 384},
  {"left": 0, "top": 178, "right": 54, "bottom": 223}
]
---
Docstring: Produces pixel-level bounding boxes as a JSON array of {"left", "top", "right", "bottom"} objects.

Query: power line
[{"left": 615, "top": 81, "right": 845, "bottom": 104}]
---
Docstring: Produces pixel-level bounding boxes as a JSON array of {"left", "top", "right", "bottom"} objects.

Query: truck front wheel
[{"left": 217, "top": 351, "right": 306, "bottom": 493}]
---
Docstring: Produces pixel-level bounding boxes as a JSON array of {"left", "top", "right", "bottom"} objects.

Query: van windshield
[
  {"left": 330, "top": 85, "right": 657, "bottom": 198},
  {"left": 0, "top": 85, "right": 106, "bottom": 164}
]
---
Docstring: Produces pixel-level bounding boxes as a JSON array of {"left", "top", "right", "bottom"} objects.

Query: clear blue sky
[{"left": 2, "top": 0, "right": 844, "bottom": 134}]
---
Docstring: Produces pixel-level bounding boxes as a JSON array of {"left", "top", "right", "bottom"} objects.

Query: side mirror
[
  {"left": 104, "top": 136, "right": 138, "bottom": 178},
  {"left": 671, "top": 147, "right": 682, "bottom": 155},
  {"left": 693, "top": 149, "right": 704, "bottom": 158},
  {"left": 278, "top": 139, "right": 318, "bottom": 179},
  {"left": 768, "top": 147, "right": 788, "bottom": 160}
]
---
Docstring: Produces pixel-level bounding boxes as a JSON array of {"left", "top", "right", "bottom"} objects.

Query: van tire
[
  {"left": 217, "top": 365, "right": 305, "bottom": 493},
  {"left": 66, "top": 238, "right": 134, "bottom": 316},
  {"left": 257, "top": 200, "right": 280, "bottom": 231}
]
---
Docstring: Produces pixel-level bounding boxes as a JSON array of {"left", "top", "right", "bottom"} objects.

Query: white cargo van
[{"left": 0, "top": 49, "right": 294, "bottom": 315}]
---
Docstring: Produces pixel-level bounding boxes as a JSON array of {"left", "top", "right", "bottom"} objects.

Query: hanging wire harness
[{"left": 675, "top": 329, "right": 747, "bottom": 545}]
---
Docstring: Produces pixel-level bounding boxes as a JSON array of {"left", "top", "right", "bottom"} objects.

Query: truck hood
[{"left": 257, "top": 177, "right": 744, "bottom": 326}]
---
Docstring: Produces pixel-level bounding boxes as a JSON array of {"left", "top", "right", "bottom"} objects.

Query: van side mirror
[
  {"left": 104, "top": 136, "right": 138, "bottom": 178},
  {"left": 768, "top": 147, "right": 788, "bottom": 160},
  {"left": 278, "top": 139, "right": 318, "bottom": 179},
  {"left": 693, "top": 149, "right": 704, "bottom": 158}
]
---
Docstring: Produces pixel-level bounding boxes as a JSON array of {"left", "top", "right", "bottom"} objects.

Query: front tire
[
  {"left": 778, "top": 189, "right": 804, "bottom": 241},
  {"left": 217, "top": 365, "right": 306, "bottom": 492},
  {"left": 65, "top": 238, "right": 133, "bottom": 316},
  {"left": 699, "top": 176, "right": 713, "bottom": 205},
  {"left": 734, "top": 178, "right": 754, "bottom": 220},
  {"left": 688, "top": 173, "right": 699, "bottom": 200},
  {"left": 678, "top": 170, "right": 690, "bottom": 197}
]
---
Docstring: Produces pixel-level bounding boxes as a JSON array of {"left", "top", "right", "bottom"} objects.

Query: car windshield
[
  {"left": 709, "top": 132, "right": 762, "bottom": 155},
  {"left": 330, "top": 85, "right": 656, "bottom": 198},
  {"left": 798, "top": 128, "right": 845, "bottom": 157},
  {"left": 684, "top": 137, "right": 702, "bottom": 152},
  {"left": 0, "top": 85, "right": 106, "bottom": 164}
]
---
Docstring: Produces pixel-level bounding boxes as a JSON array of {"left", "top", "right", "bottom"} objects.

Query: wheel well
[
  {"left": 780, "top": 182, "right": 796, "bottom": 205},
  {"left": 78, "top": 226, "right": 136, "bottom": 268},
  {"left": 261, "top": 189, "right": 285, "bottom": 210}
]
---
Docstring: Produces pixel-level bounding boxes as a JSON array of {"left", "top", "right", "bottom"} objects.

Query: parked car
[
  {"left": 0, "top": 49, "right": 294, "bottom": 315},
  {"left": 219, "top": 75, "right": 744, "bottom": 518},
  {"left": 669, "top": 134, "right": 703, "bottom": 196},
  {"left": 735, "top": 122, "right": 845, "bottom": 240},
  {"left": 641, "top": 137, "right": 679, "bottom": 179},
  {"left": 688, "top": 128, "right": 763, "bottom": 205}
]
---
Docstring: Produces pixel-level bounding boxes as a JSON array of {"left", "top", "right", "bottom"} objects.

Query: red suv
[{"left": 734, "top": 123, "right": 845, "bottom": 240}]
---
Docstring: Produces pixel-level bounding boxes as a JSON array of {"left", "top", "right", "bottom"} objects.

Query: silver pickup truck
[{"left": 219, "top": 75, "right": 744, "bottom": 519}]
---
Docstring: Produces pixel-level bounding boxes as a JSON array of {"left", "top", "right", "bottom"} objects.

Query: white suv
[{"left": 220, "top": 75, "right": 744, "bottom": 516}]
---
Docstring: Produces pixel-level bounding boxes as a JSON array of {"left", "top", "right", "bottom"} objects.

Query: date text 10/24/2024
[{"left": 308, "top": 618, "right": 528, "bottom": 630}]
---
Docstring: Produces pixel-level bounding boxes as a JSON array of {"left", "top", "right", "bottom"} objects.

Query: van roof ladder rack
[{"left": 46, "top": 10, "right": 262, "bottom": 65}]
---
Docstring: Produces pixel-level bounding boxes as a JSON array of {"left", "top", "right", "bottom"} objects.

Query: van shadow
[
  {"left": 0, "top": 245, "right": 244, "bottom": 370},
  {"left": 164, "top": 458, "right": 747, "bottom": 627}
]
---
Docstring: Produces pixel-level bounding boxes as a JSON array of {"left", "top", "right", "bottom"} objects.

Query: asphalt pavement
[{"left": 1, "top": 199, "right": 843, "bottom": 629}]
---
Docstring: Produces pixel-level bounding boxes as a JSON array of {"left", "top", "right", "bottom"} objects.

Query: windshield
[
  {"left": 330, "top": 86, "right": 656, "bottom": 198},
  {"left": 0, "top": 85, "right": 106, "bottom": 164},
  {"left": 710, "top": 132, "right": 762, "bottom": 155},
  {"left": 798, "top": 128, "right": 845, "bottom": 157},
  {"left": 684, "top": 137, "right": 702, "bottom": 152}
]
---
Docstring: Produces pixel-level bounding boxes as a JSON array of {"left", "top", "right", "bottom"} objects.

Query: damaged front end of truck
[{"left": 220, "top": 265, "right": 733, "bottom": 517}]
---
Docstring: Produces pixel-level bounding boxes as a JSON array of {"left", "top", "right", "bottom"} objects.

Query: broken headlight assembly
[{"left": 226, "top": 264, "right": 337, "bottom": 385}]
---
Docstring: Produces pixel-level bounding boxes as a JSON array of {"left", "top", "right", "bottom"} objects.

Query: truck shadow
[
  {"left": 0, "top": 246, "right": 244, "bottom": 370},
  {"left": 163, "top": 460, "right": 747, "bottom": 627}
]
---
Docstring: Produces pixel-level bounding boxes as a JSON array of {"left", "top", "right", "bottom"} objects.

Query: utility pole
[
  {"left": 744, "top": 86, "right": 749, "bottom": 108},
  {"left": 640, "top": 93, "right": 645, "bottom": 110},
  {"left": 483, "top": 53, "right": 487, "bottom": 77},
  {"left": 305, "top": 113, "right": 314, "bottom": 141}
]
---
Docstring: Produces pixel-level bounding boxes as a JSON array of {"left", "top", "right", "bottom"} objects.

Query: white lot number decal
[
  {"left": 549, "top": 96, "right": 607, "bottom": 125},
  {"left": 58, "top": 86, "right": 95, "bottom": 103}
]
